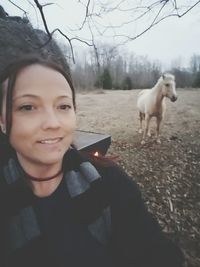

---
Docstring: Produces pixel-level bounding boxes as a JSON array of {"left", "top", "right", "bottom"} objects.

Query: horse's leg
[
  {"left": 144, "top": 114, "right": 151, "bottom": 136},
  {"left": 139, "top": 112, "right": 143, "bottom": 133},
  {"left": 147, "top": 127, "right": 151, "bottom": 137},
  {"left": 141, "top": 114, "right": 151, "bottom": 144},
  {"left": 156, "top": 116, "right": 162, "bottom": 144}
]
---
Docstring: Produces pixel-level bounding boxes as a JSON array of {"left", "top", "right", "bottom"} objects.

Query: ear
[
  {"left": 0, "top": 125, "right": 6, "bottom": 134},
  {"left": 0, "top": 116, "right": 6, "bottom": 134},
  {"left": 162, "top": 74, "right": 165, "bottom": 80},
  {"left": 0, "top": 115, "right": 3, "bottom": 127}
]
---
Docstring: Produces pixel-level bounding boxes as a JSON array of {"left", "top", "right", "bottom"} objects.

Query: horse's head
[{"left": 161, "top": 74, "right": 177, "bottom": 102}]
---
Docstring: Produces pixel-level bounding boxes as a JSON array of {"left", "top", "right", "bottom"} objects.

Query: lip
[{"left": 37, "top": 137, "right": 63, "bottom": 144}]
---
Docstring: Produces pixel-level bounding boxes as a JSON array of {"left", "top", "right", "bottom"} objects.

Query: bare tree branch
[
  {"left": 114, "top": 11, "right": 187, "bottom": 44},
  {"left": 88, "top": 21, "right": 101, "bottom": 79},
  {"left": 4, "top": 0, "right": 200, "bottom": 62},
  {"left": 176, "top": 0, "right": 200, "bottom": 17},
  {"left": 33, "top": 0, "right": 51, "bottom": 36},
  {"left": 26, "top": 0, "right": 39, "bottom": 26},
  {"left": 32, "top": 0, "right": 93, "bottom": 63},
  {"left": 85, "top": 0, "right": 200, "bottom": 44},
  {"left": 150, "top": 0, "right": 168, "bottom": 26},
  {"left": 8, "top": 0, "right": 27, "bottom": 15},
  {"left": 77, "top": 0, "right": 91, "bottom": 30},
  {"left": 42, "top": 3, "right": 54, "bottom": 8}
]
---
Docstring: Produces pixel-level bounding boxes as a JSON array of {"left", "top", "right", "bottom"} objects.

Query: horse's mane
[
  {"left": 154, "top": 73, "right": 175, "bottom": 88},
  {"left": 158, "top": 73, "right": 175, "bottom": 83}
]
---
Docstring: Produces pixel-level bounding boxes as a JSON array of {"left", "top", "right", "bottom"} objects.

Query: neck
[
  {"left": 16, "top": 153, "right": 63, "bottom": 178},
  {"left": 16, "top": 157, "right": 64, "bottom": 197},
  {"left": 28, "top": 172, "right": 63, "bottom": 197},
  {"left": 24, "top": 168, "right": 63, "bottom": 182},
  {"left": 152, "top": 82, "right": 165, "bottom": 105}
]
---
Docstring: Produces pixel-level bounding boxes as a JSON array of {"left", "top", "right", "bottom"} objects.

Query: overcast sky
[{"left": 2, "top": 0, "right": 200, "bottom": 69}]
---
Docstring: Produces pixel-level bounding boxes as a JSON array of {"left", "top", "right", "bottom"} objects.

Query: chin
[
  {"left": 34, "top": 152, "right": 66, "bottom": 166},
  {"left": 37, "top": 159, "right": 62, "bottom": 167}
]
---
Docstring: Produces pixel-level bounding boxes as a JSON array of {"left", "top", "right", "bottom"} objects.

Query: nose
[
  {"left": 171, "top": 95, "right": 177, "bottom": 102},
  {"left": 41, "top": 109, "right": 60, "bottom": 129}
]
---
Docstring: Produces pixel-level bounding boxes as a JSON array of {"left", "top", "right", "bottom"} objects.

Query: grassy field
[{"left": 76, "top": 88, "right": 200, "bottom": 267}]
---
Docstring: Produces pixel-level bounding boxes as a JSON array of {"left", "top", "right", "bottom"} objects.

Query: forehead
[
  {"left": 164, "top": 75, "right": 175, "bottom": 82},
  {"left": 164, "top": 78, "right": 175, "bottom": 85},
  {"left": 13, "top": 64, "right": 72, "bottom": 97}
]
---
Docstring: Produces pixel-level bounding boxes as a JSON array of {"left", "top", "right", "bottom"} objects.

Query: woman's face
[{"left": 0, "top": 64, "right": 76, "bottom": 169}]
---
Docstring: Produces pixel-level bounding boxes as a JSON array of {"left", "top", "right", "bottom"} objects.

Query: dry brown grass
[{"left": 77, "top": 88, "right": 200, "bottom": 267}]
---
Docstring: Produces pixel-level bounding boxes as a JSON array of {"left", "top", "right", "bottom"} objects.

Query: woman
[{"left": 0, "top": 54, "right": 185, "bottom": 267}]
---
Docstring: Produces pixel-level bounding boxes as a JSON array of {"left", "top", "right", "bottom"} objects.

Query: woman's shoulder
[
  {"left": 64, "top": 148, "right": 141, "bottom": 199},
  {"left": 87, "top": 153, "right": 142, "bottom": 199}
]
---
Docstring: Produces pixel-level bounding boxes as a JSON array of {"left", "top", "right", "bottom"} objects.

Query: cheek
[
  {"left": 9, "top": 116, "right": 33, "bottom": 142},
  {"left": 67, "top": 112, "right": 77, "bottom": 129},
  {"left": 68, "top": 118, "right": 76, "bottom": 134},
  {"left": 9, "top": 123, "right": 25, "bottom": 145}
]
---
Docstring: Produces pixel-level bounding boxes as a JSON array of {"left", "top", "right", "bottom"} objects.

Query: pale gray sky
[{"left": 2, "top": 0, "right": 200, "bottom": 68}]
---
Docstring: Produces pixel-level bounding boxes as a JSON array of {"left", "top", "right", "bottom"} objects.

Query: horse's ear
[{"left": 162, "top": 74, "right": 165, "bottom": 80}]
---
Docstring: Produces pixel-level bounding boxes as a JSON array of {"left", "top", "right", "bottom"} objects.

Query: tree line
[
  {"left": 69, "top": 44, "right": 200, "bottom": 90},
  {"left": 1, "top": 2, "right": 200, "bottom": 91}
]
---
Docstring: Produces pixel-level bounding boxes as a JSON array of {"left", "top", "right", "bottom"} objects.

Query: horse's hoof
[
  {"left": 141, "top": 140, "right": 145, "bottom": 145},
  {"left": 147, "top": 132, "right": 151, "bottom": 137},
  {"left": 138, "top": 129, "right": 142, "bottom": 134},
  {"left": 156, "top": 139, "right": 161, "bottom": 144}
]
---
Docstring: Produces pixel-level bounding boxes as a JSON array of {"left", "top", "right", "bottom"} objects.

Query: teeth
[{"left": 40, "top": 138, "right": 61, "bottom": 144}]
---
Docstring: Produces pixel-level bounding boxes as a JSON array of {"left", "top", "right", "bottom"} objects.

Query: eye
[
  {"left": 59, "top": 104, "right": 72, "bottom": 110},
  {"left": 165, "top": 83, "right": 170, "bottom": 87},
  {"left": 18, "top": 104, "right": 35, "bottom": 111}
]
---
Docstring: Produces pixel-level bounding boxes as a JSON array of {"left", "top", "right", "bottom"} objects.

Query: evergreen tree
[
  {"left": 193, "top": 71, "right": 200, "bottom": 88},
  {"left": 102, "top": 68, "right": 112, "bottom": 89},
  {"left": 122, "top": 75, "right": 132, "bottom": 90},
  {"left": 94, "top": 75, "right": 103, "bottom": 88}
]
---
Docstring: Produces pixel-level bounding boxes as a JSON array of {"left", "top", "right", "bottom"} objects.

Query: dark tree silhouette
[{"left": 102, "top": 68, "right": 112, "bottom": 89}]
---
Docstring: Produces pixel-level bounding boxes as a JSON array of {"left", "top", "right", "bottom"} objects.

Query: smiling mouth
[{"left": 38, "top": 138, "right": 62, "bottom": 144}]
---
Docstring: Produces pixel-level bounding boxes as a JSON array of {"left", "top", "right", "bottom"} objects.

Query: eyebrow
[{"left": 13, "top": 94, "right": 72, "bottom": 101}]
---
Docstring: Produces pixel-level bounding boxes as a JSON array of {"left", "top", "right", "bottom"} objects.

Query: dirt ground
[{"left": 76, "top": 88, "right": 200, "bottom": 267}]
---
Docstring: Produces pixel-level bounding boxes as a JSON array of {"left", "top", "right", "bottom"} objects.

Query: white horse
[{"left": 137, "top": 73, "right": 177, "bottom": 144}]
